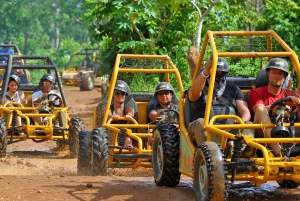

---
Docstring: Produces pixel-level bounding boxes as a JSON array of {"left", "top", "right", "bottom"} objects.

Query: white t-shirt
[
  {"left": 32, "top": 90, "right": 61, "bottom": 107},
  {"left": 4, "top": 91, "right": 22, "bottom": 103}
]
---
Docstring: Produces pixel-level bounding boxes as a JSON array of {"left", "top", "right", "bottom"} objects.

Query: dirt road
[{"left": 0, "top": 87, "right": 300, "bottom": 201}]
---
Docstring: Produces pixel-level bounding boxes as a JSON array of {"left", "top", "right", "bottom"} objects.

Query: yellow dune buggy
[
  {"left": 77, "top": 54, "right": 184, "bottom": 175},
  {"left": 152, "top": 30, "right": 300, "bottom": 201},
  {"left": 0, "top": 54, "right": 84, "bottom": 158}
]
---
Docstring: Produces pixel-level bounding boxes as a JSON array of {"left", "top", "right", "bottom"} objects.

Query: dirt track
[{"left": 0, "top": 87, "right": 300, "bottom": 201}]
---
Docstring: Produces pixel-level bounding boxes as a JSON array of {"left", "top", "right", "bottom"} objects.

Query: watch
[{"left": 201, "top": 70, "right": 209, "bottom": 78}]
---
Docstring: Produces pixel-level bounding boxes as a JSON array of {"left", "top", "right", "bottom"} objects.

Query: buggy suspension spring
[
  {"left": 117, "top": 128, "right": 127, "bottom": 148},
  {"left": 10, "top": 110, "right": 18, "bottom": 142},
  {"left": 11, "top": 110, "right": 18, "bottom": 128},
  {"left": 231, "top": 140, "right": 243, "bottom": 183},
  {"left": 58, "top": 111, "right": 64, "bottom": 127}
]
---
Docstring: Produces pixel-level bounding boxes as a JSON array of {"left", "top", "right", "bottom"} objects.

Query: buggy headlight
[{"left": 271, "top": 126, "right": 289, "bottom": 138}]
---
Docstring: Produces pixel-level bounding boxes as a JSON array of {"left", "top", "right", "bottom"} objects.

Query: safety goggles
[
  {"left": 43, "top": 82, "right": 53, "bottom": 86},
  {"left": 114, "top": 91, "right": 126, "bottom": 96},
  {"left": 157, "top": 91, "right": 171, "bottom": 96}
]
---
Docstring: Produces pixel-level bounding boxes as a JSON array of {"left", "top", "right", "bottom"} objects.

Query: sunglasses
[
  {"left": 43, "top": 82, "right": 53, "bottom": 86},
  {"left": 114, "top": 91, "right": 126, "bottom": 96},
  {"left": 157, "top": 91, "right": 171, "bottom": 96}
]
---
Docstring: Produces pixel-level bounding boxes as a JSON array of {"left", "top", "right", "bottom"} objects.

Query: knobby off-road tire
[
  {"left": 69, "top": 117, "right": 84, "bottom": 158},
  {"left": 95, "top": 96, "right": 107, "bottom": 128},
  {"left": 77, "top": 130, "right": 92, "bottom": 176},
  {"left": 152, "top": 122, "right": 180, "bottom": 187},
  {"left": 0, "top": 118, "right": 7, "bottom": 157},
  {"left": 80, "top": 73, "right": 94, "bottom": 91},
  {"left": 277, "top": 180, "right": 299, "bottom": 188},
  {"left": 92, "top": 127, "right": 109, "bottom": 176},
  {"left": 101, "top": 82, "right": 108, "bottom": 98},
  {"left": 194, "top": 141, "right": 228, "bottom": 201}
]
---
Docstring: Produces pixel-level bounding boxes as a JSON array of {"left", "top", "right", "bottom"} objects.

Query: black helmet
[
  {"left": 114, "top": 80, "right": 130, "bottom": 94},
  {"left": 217, "top": 57, "right": 229, "bottom": 72},
  {"left": 266, "top": 58, "right": 289, "bottom": 76},
  {"left": 155, "top": 82, "right": 175, "bottom": 95},
  {"left": 41, "top": 74, "right": 55, "bottom": 83},
  {"left": 10, "top": 75, "right": 21, "bottom": 86}
]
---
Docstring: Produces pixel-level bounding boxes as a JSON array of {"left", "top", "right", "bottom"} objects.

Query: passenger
[
  {"left": 3, "top": 75, "right": 28, "bottom": 127},
  {"left": 32, "top": 74, "right": 63, "bottom": 125},
  {"left": 148, "top": 82, "right": 179, "bottom": 123},
  {"left": 249, "top": 58, "right": 300, "bottom": 156},
  {"left": 188, "top": 57, "right": 253, "bottom": 154},
  {"left": 11, "top": 60, "right": 29, "bottom": 84},
  {"left": 108, "top": 80, "right": 136, "bottom": 148}
]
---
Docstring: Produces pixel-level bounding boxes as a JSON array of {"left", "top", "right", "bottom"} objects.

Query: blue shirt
[{"left": 0, "top": 48, "right": 13, "bottom": 62}]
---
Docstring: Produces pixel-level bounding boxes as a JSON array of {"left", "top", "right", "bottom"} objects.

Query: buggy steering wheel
[
  {"left": 47, "top": 93, "right": 62, "bottom": 107},
  {"left": 157, "top": 108, "right": 179, "bottom": 123},
  {"left": 269, "top": 97, "right": 293, "bottom": 121}
]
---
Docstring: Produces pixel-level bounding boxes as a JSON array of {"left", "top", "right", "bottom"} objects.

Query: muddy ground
[{"left": 0, "top": 87, "right": 300, "bottom": 201}]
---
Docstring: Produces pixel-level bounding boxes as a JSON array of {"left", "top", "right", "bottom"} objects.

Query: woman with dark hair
[
  {"left": 108, "top": 80, "right": 136, "bottom": 148},
  {"left": 4, "top": 75, "right": 28, "bottom": 127}
]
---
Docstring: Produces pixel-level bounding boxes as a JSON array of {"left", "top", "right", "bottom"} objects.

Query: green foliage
[{"left": 1, "top": 0, "right": 300, "bottom": 94}]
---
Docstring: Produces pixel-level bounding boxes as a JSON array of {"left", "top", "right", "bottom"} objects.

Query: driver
[
  {"left": 148, "top": 82, "right": 179, "bottom": 123},
  {"left": 187, "top": 57, "right": 254, "bottom": 157},
  {"left": 32, "top": 74, "right": 64, "bottom": 125},
  {"left": 249, "top": 58, "right": 300, "bottom": 156},
  {"left": 32, "top": 74, "right": 63, "bottom": 108}
]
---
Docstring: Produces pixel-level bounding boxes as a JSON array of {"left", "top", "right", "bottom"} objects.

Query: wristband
[{"left": 201, "top": 70, "right": 209, "bottom": 78}]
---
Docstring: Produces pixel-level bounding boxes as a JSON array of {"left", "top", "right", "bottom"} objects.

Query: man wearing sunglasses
[
  {"left": 32, "top": 74, "right": 64, "bottom": 124},
  {"left": 148, "top": 82, "right": 179, "bottom": 123},
  {"left": 187, "top": 57, "right": 253, "bottom": 156}
]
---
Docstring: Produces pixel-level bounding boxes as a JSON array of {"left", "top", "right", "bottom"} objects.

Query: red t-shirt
[{"left": 249, "top": 86, "right": 300, "bottom": 109}]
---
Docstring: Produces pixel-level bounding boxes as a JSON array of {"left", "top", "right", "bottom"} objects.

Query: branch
[
  {"left": 151, "top": 9, "right": 180, "bottom": 46},
  {"left": 200, "top": 0, "right": 220, "bottom": 21},
  {"left": 132, "top": 22, "right": 146, "bottom": 41},
  {"left": 72, "top": 14, "right": 84, "bottom": 25}
]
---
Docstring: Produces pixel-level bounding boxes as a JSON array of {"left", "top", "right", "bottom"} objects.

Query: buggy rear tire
[
  {"left": 101, "top": 82, "right": 108, "bottom": 98},
  {"left": 277, "top": 180, "right": 299, "bottom": 188},
  {"left": 95, "top": 96, "right": 107, "bottom": 128},
  {"left": 0, "top": 118, "right": 7, "bottom": 157},
  {"left": 77, "top": 130, "right": 92, "bottom": 175},
  {"left": 193, "top": 141, "right": 228, "bottom": 201},
  {"left": 92, "top": 127, "right": 109, "bottom": 176},
  {"left": 69, "top": 117, "right": 84, "bottom": 158},
  {"left": 80, "top": 73, "right": 94, "bottom": 91},
  {"left": 152, "top": 122, "right": 180, "bottom": 187}
]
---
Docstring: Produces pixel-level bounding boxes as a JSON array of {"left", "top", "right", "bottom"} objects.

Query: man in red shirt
[{"left": 249, "top": 58, "right": 300, "bottom": 156}]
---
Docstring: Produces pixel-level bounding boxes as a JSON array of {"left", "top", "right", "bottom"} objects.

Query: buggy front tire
[
  {"left": 0, "top": 118, "right": 7, "bottom": 157},
  {"left": 193, "top": 141, "right": 228, "bottom": 201},
  {"left": 69, "top": 117, "right": 84, "bottom": 158},
  {"left": 92, "top": 127, "right": 109, "bottom": 176},
  {"left": 77, "top": 130, "right": 92, "bottom": 175},
  {"left": 152, "top": 122, "right": 180, "bottom": 187}
]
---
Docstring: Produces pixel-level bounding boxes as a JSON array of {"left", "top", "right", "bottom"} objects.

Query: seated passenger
[
  {"left": 108, "top": 80, "right": 137, "bottom": 148},
  {"left": 249, "top": 58, "right": 300, "bottom": 156},
  {"left": 188, "top": 57, "right": 253, "bottom": 153},
  {"left": 32, "top": 74, "right": 63, "bottom": 125},
  {"left": 3, "top": 75, "right": 28, "bottom": 127},
  {"left": 148, "top": 82, "right": 179, "bottom": 123}
]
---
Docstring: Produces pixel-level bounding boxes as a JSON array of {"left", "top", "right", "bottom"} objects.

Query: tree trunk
[{"left": 186, "top": 46, "right": 200, "bottom": 79}]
